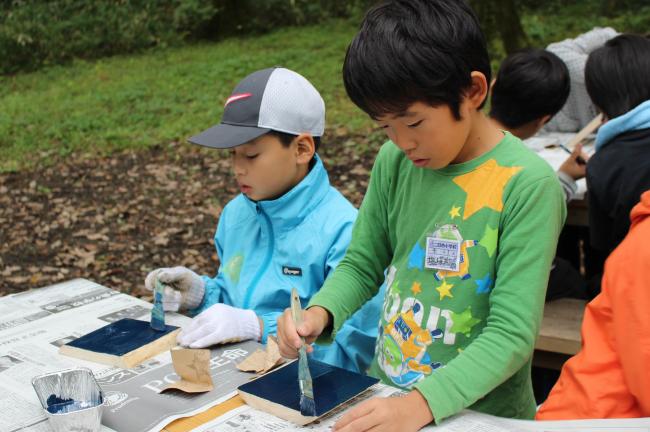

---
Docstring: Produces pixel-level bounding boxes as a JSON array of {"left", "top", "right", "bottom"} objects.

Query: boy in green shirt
[{"left": 276, "top": 0, "right": 566, "bottom": 430}]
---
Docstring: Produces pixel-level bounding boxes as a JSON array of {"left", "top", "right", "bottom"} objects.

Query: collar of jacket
[
  {"left": 242, "top": 153, "right": 331, "bottom": 231},
  {"left": 595, "top": 99, "right": 650, "bottom": 151},
  {"left": 631, "top": 190, "right": 650, "bottom": 229}
]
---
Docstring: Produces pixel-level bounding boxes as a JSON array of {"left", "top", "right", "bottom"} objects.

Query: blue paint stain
[
  {"left": 238, "top": 359, "right": 378, "bottom": 417},
  {"left": 65, "top": 318, "right": 178, "bottom": 356},
  {"left": 408, "top": 243, "right": 425, "bottom": 271},
  {"left": 46, "top": 394, "right": 74, "bottom": 413}
]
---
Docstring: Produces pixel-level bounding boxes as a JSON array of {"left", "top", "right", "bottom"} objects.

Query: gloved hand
[
  {"left": 144, "top": 266, "right": 205, "bottom": 312},
  {"left": 177, "top": 303, "right": 261, "bottom": 348}
]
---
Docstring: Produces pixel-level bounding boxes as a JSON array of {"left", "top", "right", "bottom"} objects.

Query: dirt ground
[{"left": 0, "top": 134, "right": 376, "bottom": 297}]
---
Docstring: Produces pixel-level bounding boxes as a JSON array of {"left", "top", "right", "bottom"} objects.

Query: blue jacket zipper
[{"left": 243, "top": 204, "right": 274, "bottom": 309}]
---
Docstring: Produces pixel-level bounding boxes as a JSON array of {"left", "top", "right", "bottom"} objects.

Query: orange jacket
[{"left": 537, "top": 190, "right": 650, "bottom": 420}]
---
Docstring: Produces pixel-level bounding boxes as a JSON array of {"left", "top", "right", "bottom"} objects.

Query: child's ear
[
  {"left": 294, "top": 133, "right": 316, "bottom": 165},
  {"left": 465, "top": 71, "right": 490, "bottom": 109}
]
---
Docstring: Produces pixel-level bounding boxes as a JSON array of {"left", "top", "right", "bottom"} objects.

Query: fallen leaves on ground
[{"left": 0, "top": 134, "right": 376, "bottom": 297}]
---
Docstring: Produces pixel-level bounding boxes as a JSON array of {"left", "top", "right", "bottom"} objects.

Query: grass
[
  {"left": 0, "top": 19, "right": 369, "bottom": 172},
  {"left": 1, "top": 3, "right": 648, "bottom": 172}
]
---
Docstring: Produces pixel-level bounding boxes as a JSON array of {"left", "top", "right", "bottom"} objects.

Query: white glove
[
  {"left": 177, "top": 303, "right": 261, "bottom": 348},
  {"left": 144, "top": 266, "right": 205, "bottom": 312}
]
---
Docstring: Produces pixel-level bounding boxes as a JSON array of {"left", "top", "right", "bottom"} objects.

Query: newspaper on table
[
  {"left": 194, "top": 384, "right": 406, "bottom": 432},
  {"left": 0, "top": 278, "right": 261, "bottom": 432},
  {"left": 5, "top": 279, "right": 650, "bottom": 432},
  {"left": 196, "top": 381, "right": 650, "bottom": 432}
]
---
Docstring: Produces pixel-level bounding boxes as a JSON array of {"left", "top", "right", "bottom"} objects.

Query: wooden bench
[{"left": 533, "top": 298, "right": 587, "bottom": 370}]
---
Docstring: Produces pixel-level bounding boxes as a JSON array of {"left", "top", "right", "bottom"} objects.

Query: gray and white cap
[{"left": 189, "top": 67, "right": 325, "bottom": 149}]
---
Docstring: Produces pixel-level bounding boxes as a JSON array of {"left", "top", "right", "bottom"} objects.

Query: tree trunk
[
  {"left": 494, "top": 0, "right": 529, "bottom": 54},
  {"left": 602, "top": 0, "right": 619, "bottom": 16}
]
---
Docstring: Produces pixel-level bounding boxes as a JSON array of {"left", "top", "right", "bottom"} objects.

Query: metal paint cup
[{"left": 31, "top": 367, "right": 104, "bottom": 432}]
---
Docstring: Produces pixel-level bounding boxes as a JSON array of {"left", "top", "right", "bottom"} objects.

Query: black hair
[
  {"left": 342, "top": 0, "right": 491, "bottom": 120},
  {"left": 489, "top": 48, "right": 570, "bottom": 128},
  {"left": 267, "top": 130, "right": 321, "bottom": 152},
  {"left": 586, "top": 34, "right": 650, "bottom": 119}
]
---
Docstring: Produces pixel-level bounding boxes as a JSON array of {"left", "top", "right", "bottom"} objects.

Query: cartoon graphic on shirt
[
  {"left": 378, "top": 303, "right": 444, "bottom": 387},
  {"left": 453, "top": 159, "right": 522, "bottom": 220},
  {"left": 430, "top": 224, "right": 478, "bottom": 281},
  {"left": 223, "top": 254, "right": 244, "bottom": 283}
]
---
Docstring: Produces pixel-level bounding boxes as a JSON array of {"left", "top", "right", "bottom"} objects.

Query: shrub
[{"left": 0, "top": 0, "right": 376, "bottom": 75}]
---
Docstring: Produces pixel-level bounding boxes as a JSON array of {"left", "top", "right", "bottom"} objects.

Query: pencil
[{"left": 558, "top": 143, "right": 586, "bottom": 165}]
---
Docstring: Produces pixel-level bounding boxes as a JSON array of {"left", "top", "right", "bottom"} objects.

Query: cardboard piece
[
  {"left": 238, "top": 359, "right": 379, "bottom": 425},
  {"left": 236, "top": 335, "right": 284, "bottom": 374},
  {"left": 59, "top": 318, "right": 180, "bottom": 369},
  {"left": 160, "top": 348, "right": 214, "bottom": 393}
]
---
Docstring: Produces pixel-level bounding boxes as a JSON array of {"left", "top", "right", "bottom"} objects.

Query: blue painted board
[
  {"left": 65, "top": 318, "right": 178, "bottom": 357},
  {"left": 238, "top": 359, "right": 379, "bottom": 417}
]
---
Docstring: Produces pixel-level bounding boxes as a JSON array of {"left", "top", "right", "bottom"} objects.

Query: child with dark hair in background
[
  {"left": 535, "top": 33, "right": 650, "bottom": 421},
  {"left": 489, "top": 48, "right": 589, "bottom": 301},
  {"left": 490, "top": 48, "right": 586, "bottom": 202},
  {"left": 276, "top": 1, "right": 565, "bottom": 430},
  {"left": 490, "top": 49, "right": 570, "bottom": 139},
  {"left": 585, "top": 34, "right": 650, "bottom": 258}
]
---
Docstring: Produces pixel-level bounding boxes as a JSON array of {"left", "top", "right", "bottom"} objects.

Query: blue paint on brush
[
  {"left": 238, "top": 359, "right": 379, "bottom": 417},
  {"left": 150, "top": 280, "right": 166, "bottom": 331},
  {"left": 64, "top": 318, "right": 177, "bottom": 356}
]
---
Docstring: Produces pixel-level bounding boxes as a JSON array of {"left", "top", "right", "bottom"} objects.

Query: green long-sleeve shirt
[{"left": 309, "top": 132, "right": 566, "bottom": 423}]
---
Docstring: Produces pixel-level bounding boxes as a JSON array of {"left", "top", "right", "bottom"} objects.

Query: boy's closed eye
[
  {"left": 229, "top": 149, "right": 259, "bottom": 159},
  {"left": 407, "top": 119, "right": 423, "bottom": 128}
]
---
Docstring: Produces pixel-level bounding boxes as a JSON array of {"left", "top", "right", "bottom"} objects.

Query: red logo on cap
[{"left": 225, "top": 93, "right": 252, "bottom": 107}]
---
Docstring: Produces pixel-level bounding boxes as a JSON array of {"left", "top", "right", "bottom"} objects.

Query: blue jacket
[
  {"left": 595, "top": 100, "right": 650, "bottom": 151},
  {"left": 191, "top": 155, "right": 382, "bottom": 373}
]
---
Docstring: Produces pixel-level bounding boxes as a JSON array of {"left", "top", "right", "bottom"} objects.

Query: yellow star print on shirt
[
  {"left": 453, "top": 159, "right": 522, "bottom": 220},
  {"left": 436, "top": 280, "right": 454, "bottom": 300},
  {"left": 411, "top": 281, "right": 422, "bottom": 296},
  {"left": 449, "top": 205, "right": 461, "bottom": 219}
]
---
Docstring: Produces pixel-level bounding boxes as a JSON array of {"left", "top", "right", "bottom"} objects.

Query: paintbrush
[
  {"left": 290, "top": 288, "right": 316, "bottom": 417},
  {"left": 150, "top": 279, "right": 166, "bottom": 331}
]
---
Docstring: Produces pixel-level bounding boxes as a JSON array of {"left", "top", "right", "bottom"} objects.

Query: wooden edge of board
[
  {"left": 58, "top": 344, "right": 121, "bottom": 367},
  {"left": 237, "top": 389, "right": 317, "bottom": 426},
  {"left": 120, "top": 328, "right": 180, "bottom": 368},
  {"left": 59, "top": 328, "right": 180, "bottom": 368}
]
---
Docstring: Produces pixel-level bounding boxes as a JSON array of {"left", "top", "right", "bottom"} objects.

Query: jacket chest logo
[{"left": 282, "top": 266, "right": 303, "bottom": 277}]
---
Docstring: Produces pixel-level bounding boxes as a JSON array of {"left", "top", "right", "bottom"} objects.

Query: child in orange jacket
[{"left": 536, "top": 189, "right": 650, "bottom": 420}]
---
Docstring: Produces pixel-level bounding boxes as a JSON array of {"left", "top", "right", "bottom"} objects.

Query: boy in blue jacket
[{"left": 145, "top": 67, "right": 381, "bottom": 372}]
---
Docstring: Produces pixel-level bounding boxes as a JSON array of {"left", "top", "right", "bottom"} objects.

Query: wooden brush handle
[{"left": 566, "top": 113, "right": 603, "bottom": 150}]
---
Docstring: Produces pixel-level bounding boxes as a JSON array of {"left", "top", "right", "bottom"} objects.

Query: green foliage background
[
  {"left": 0, "top": 0, "right": 373, "bottom": 75},
  {"left": 1, "top": 0, "right": 648, "bottom": 171}
]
